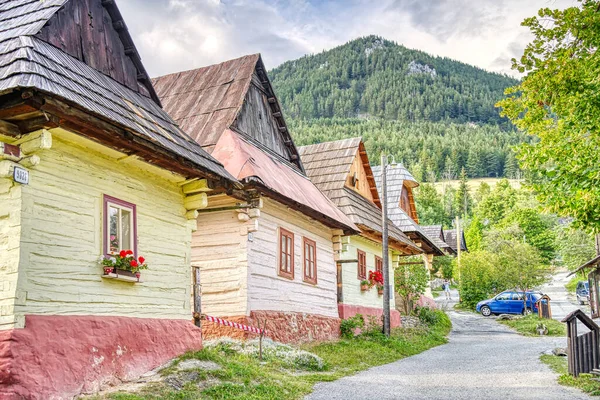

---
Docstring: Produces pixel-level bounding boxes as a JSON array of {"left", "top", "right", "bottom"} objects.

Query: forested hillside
[
  {"left": 270, "top": 36, "right": 524, "bottom": 179},
  {"left": 270, "top": 36, "right": 517, "bottom": 125}
]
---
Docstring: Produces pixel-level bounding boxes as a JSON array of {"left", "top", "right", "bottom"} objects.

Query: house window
[
  {"left": 303, "top": 237, "right": 317, "bottom": 284},
  {"left": 375, "top": 256, "right": 383, "bottom": 274},
  {"left": 357, "top": 249, "right": 367, "bottom": 279},
  {"left": 103, "top": 195, "right": 137, "bottom": 256},
  {"left": 279, "top": 227, "right": 294, "bottom": 279}
]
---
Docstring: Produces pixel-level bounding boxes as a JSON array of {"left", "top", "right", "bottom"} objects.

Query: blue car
[{"left": 476, "top": 291, "right": 543, "bottom": 317}]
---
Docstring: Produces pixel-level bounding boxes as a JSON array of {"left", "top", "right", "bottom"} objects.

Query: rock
[
  {"left": 497, "top": 314, "right": 515, "bottom": 321},
  {"left": 553, "top": 347, "right": 568, "bottom": 357},
  {"left": 165, "top": 371, "right": 200, "bottom": 390},
  {"left": 177, "top": 359, "right": 220, "bottom": 371}
]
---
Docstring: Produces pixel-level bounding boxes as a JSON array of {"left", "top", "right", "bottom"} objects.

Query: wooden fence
[{"left": 562, "top": 309, "right": 600, "bottom": 377}]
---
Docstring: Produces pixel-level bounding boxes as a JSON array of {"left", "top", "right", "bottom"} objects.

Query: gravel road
[{"left": 306, "top": 310, "right": 590, "bottom": 400}]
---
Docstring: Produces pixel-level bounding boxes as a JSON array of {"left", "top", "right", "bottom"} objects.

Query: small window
[
  {"left": 279, "top": 228, "right": 294, "bottom": 280},
  {"left": 303, "top": 237, "right": 317, "bottom": 284},
  {"left": 375, "top": 256, "right": 383, "bottom": 274},
  {"left": 357, "top": 249, "right": 367, "bottom": 280},
  {"left": 103, "top": 195, "right": 137, "bottom": 256}
]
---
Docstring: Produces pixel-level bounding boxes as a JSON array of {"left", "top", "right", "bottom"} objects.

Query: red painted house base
[
  {"left": 0, "top": 315, "right": 203, "bottom": 400},
  {"left": 416, "top": 295, "right": 437, "bottom": 309},
  {"left": 338, "top": 304, "right": 402, "bottom": 328},
  {"left": 202, "top": 310, "right": 340, "bottom": 344}
]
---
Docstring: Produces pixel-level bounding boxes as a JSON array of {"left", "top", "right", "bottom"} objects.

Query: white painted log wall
[
  {"left": 0, "top": 176, "right": 23, "bottom": 330},
  {"left": 247, "top": 198, "right": 339, "bottom": 318},
  {"left": 191, "top": 195, "right": 249, "bottom": 317},
  {"left": 339, "top": 235, "right": 395, "bottom": 309},
  {"left": 12, "top": 128, "right": 194, "bottom": 320}
]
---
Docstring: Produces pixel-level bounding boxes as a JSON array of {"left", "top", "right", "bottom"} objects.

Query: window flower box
[
  {"left": 377, "top": 285, "right": 384, "bottom": 296},
  {"left": 100, "top": 250, "right": 147, "bottom": 283},
  {"left": 360, "top": 280, "right": 370, "bottom": 292}
]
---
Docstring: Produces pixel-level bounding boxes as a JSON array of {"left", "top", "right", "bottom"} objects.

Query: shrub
[
  {"left": 415, "top": 306, "right": 439, "bottom": 326},
  {"left": 340, "top": 314, "right": 365, "bottom": 339}
]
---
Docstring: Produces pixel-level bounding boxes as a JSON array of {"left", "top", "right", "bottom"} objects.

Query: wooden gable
[
  {"left": 232, "top": 58, "right": 303, "bottom": 171},
  {"left": 399, "top": 184, "right": 419, "bottom": 223},
  {"left": 343, "top": 143, "right": 380, "bottom": 207},
  {"left": 36, "top": 0, "right": 159, "bottom": 104}
]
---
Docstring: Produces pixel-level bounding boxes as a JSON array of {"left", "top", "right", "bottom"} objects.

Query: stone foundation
[
  {"left": 201, "top": 311, "right": 340, "bottom": 344},
  {"left": 338, "top": 304, "right": 402, "bottom": 328},
  {"left": 0, "top": 315, "right": 203, "bottom": 399}
]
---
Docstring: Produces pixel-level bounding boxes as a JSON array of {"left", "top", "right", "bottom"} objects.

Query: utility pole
[
  {"left": 456, "top": 216, "right": 461, "bottom": 283},
  {"left": 381, "top": 154, "right": 394, "bottom": 337}
]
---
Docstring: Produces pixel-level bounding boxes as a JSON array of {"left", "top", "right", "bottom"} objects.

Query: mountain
[
  {"left": 270, "top": 36, "right": 518, "bottom": 125},
  {"left": 269, "top": 36, "right": 524, "bottom": 180}
]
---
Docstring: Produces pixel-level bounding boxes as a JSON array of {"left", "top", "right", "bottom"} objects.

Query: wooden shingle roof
[
  {"left": 421, "top": 225, "right": 453, "bottom": 254},
  {"left": 299, "top": 138, "right": 421, "bottom": 254},
  {"left": 444, "top": 230, "right": 468, "bottom": 253},
  {"left": 0, "top": 0, "right": 236, "bottom": 184}
]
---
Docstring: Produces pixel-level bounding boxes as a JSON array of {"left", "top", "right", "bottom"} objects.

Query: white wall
[{"left": 247, "top": 199, "right": 339, "bottom": 318}]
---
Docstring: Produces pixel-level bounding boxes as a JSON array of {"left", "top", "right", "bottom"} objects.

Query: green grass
[
  {"left": 97, "top": 311, "right": 451, "bottom": 400},
  {"left": 541, "top": 354, "right": 600, "bottom": 396},
  {"left": 498, "top": 314, "right": 566, "bottom": 337}
]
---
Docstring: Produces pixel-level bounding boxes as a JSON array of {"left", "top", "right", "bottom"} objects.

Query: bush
[
  {"left": 415, "top": 306, "right": 440, "bottom": 326},
  {"left": 340, "top": 314, "right": 364, "bottom": 339}
]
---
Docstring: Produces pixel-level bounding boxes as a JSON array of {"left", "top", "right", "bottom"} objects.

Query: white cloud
[{"left": 117, "top": 0, "right": 576, "bottom": 78}]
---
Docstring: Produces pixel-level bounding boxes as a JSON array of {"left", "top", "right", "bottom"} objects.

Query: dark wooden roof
[
  {"left": 422, "top": 225, "right": 454, "bottom": 254},
  {"left": 0, "top": 0, "right": 236, "bottom": 183},
  {"left": 444, "top": 230, "right": 468, "bottom": 252},
  {"left": 568, "top": 255, "right": 600, "bottom": 277},
  {"left": 152, "top": 54, "right": 303, "bottom": 171},
  {"left": 298, "top": 138, "right": 421, "bottom": 253}
]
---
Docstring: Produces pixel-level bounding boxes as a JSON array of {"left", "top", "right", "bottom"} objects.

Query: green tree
[
  {"left": 497, "top": 1, "right": 600, "bottom": 232},
  {"left": 395, "top": 260, "right": 429, "bottom": 314},
  {"left": 556, "top": 225, "right": 597, "bottom": 270},
  {"left": 453, "top": 168, "right": 472, "bottom": 217},
  {"left": 465, "top": 215, "right": 484, "bottom": 251},
  {"left": 500, "top": 208, "right": 557, "bottom": 262},
  {"left": 414, "top": 183, "right": 449, "bottom": 226}
]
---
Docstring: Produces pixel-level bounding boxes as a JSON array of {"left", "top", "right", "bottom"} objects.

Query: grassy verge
[
  {"left": 498, "top": 314, "right": 566, "bottom": 337},
  {"left": 566, "top": 275, "right": 582, "bottom": 294},
  {"left": 541, "top": 354, "right": 600, "bottom": 396},
  {"left": 97, "top": 310, "right": 451, "bottom": 400}
]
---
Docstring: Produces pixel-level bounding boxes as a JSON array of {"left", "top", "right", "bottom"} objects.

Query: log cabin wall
[
  {"left": 246, "top": 198, "right": 339, "bottom": 318},
  {"left": 9, "top": 128, "right": 195, "bottom": 320},
  {"left": 191, "top": 195, "right": 249, "bottom": 317},
  {"left": 36, "top": 0, "right": 152, "bottom": 99},
  {"left": 0, "top": 142, "right": 23, "bottom": 330},
  {"left": 233, "top": 73, "right": 292, "bottom": 163},
  {"left": 345, "top": 149, "right": 375, "bottom": 203}
]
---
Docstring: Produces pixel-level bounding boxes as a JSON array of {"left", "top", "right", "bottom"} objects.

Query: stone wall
[
  {"left": 338, "top": 303, "right": 402, "bottom": 328},
  {"left": 201, "top": 311, "right": 340, "bottom": 344},
  {"left": 0, "top": 315, "right": 203, "bottom": 399}
]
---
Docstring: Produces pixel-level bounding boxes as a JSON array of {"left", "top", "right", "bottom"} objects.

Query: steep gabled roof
[
  {"left": 373, "top": 165, "right": 444, "bottom": 256},
  {"left": 154, "top": 55, "right": 356, "bottom": 232},
  {"left": 421, "top": 225, "right": 454, "bottom": 254},
  {"left": 0, "top": 0, "right": 236, "bottom": 183},
  {"left": 444, "top": 230, "right": 468, "bottom": 253},
  {"left": 299, "top": 138, "right": 421, "bottom": 254},
  {"left": 153, "top": 54, "right": 303, "bottom": 171},
  {"left": 298, "top": 137, "right": 380, "bottom": 206}
]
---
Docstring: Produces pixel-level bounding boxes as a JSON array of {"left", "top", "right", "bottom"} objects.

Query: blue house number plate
[{"left": 13, "top": 166, "right": 29, "bottom": 185}]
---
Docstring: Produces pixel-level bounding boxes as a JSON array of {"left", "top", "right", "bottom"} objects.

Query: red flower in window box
[
  {"left": 368, "top": 270, "right": 383, "bottom": 286},
  {"left": 100, "top": 250, "right": 148, "bottom": 279}
]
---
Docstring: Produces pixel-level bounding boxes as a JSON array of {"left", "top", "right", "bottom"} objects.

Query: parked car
[
  {"left": 576, "top": 281, "right": 590, "bottom": 305},
  {"left": 476, "top": 291, "right": 543, "bottom": 317}
]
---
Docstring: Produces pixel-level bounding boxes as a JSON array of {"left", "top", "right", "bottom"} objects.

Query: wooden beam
[
  {"left": 184, "top": 193, "right": 208, "bottom": 210},
  {"left": 182, "top": 179, "right": 212, "bottom": 194},
  {"left": 268, "top": 97, "right": 276, "bottom": 104},
  {"left": 16, "top": 115, "right": 59, "bottom": 133},
  {"left": 14, "top": 130, "right": 52, "bottom": 154},
  {"left": 278, "top": 126, "right": 287, "bottom": 132},
  {"left": 0, "top": 119, "right": 21, "bottom": 137},
  {"left": 272, "top": 111, "right": 282, "bottom": 118}
]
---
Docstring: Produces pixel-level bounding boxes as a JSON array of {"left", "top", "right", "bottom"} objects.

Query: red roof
[{"left": 212, "top": 130, "right": 358, "bottom": 231}]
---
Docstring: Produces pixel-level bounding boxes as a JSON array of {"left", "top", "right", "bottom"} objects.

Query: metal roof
[{"left": 0, "top": 0, "right": 235, "bottom": 183}]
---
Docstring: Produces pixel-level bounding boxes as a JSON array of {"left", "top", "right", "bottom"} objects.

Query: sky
[{"left": 118, "top": 0, "right": 576, "bottom": 78}]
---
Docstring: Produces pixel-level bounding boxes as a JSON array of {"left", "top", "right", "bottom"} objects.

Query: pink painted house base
[
  {"left": 0, "top": 315, "right": 203, "bottom": 399},
  {"left": 416, "top": 295, "right": 437, "bottom": 309},
  {"left": 338, "top": 304, "right": 402, "bottom": 328}
]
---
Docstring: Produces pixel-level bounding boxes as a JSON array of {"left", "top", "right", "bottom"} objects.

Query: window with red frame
[
  {"left": 279, "top": 228, "right": 294, "bottom": 279},
  {"left": 303, "top": 237, "right": 317, "bottom": 284},
  {"left": 375, "top": 256, "right": 383, "bottom": 274},
  {"left": 357, "top": 249, "right": 367, "bottom": 279},
  {"left": 103, "top": 195, "right": 137, "bottom": 257}
]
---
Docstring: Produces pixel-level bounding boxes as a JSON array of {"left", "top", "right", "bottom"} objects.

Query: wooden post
[
  {"left": 258, "top": 319, "right": 265, "bottom": 361},
  {"left": 193, "top": 267, "right": 201, "bottom": 327},
  {"left": 456, "top": 216, "right": 461, "bottom": 283}
]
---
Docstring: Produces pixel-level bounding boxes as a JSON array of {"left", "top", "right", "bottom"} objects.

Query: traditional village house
[
  {"left": 0, "top": 1, "right": 239, "bottom": 398},
  {"left": 371, "top": 165, "right": 445, "bottom": 306},
  {"left": 298, "top": 138, "right": 422, "bottom": 327},
  {"left": 153, "top": 55, "right": 359, "bottom": 343},
  {"left": 422, "top": 225, "right": 457, "bottom": 256}
]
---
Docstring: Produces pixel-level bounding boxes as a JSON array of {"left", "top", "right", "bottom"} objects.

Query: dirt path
[{"left": 306, "top": 310, "right": 589, "bottom": 400}]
